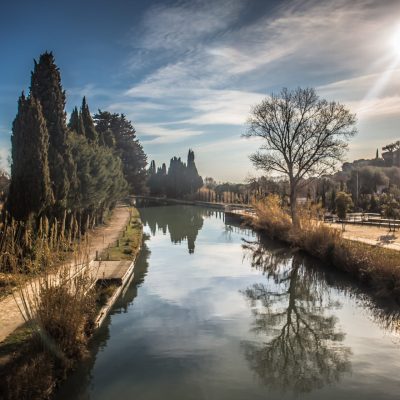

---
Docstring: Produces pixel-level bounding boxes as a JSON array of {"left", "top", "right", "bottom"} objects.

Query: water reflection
[
  {"left": 139, "top": 204, "right": 225, "bottom": 254},
  {"left": 54, "top": 237, "right": 151, "bottom": 400},
  {"left": 242, "top": 239, "right": 351, "bottom": 394}
]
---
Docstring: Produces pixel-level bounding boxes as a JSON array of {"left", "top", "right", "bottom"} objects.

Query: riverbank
[
  {"left": 243, "top": 197, "right": 400, "bottom": 304},
  {"left": 0, "top": 206, "right": 143, "bottom": 400},
  {"left": 0, "top": 205, "right": 131, "bottom": 343}
]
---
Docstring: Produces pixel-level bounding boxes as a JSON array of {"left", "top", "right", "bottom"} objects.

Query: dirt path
[{"left": 0, "top": 205, "right": 130, "bottom": 343}]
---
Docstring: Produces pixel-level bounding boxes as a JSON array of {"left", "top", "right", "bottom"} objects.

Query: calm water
[{"left": 55, "top": 203, "right": 400, "bottom": 399}]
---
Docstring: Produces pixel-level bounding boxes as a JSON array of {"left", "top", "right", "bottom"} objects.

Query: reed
[{"left": 251, "top": 195, "right": 400, "bottom": 302}]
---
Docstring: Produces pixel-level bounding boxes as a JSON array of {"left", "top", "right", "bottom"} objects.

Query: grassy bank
[
  {"left": 250, "top": 195, "right": 400, "bottom": 302},
  {"left": 0, "top": 206, "right": 143, "bottom": 400},
  {"left": 100, "top": 207, "right": 142, "bottom": 261}
]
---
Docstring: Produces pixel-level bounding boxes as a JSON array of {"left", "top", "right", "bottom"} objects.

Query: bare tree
[{"left": 244, "top": 87, "right": 357, "bottom": 227}]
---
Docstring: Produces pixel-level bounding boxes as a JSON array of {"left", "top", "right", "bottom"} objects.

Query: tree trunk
[{"left": 290, "top": 185, "right": 299, "bottom": 228}]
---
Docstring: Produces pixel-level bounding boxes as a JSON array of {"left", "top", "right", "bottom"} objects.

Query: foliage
[
  {"left": 7, "top": 95, "right": 54, "bottom": 221},
  {"left": 94, "top": 111, "right": 147, "bottom": 194},
  {"left": 251, "top": 194, "right": 292, "bottom": 239},
  {"left": 251, "top": 196, "right": 400, "bottom": 303},
  {"left": 100, "top": 207, "right": 142, "bottom": 261},
  {"left": 68, "top": 126, "right": 128, "bottom": 222},
  {"left": 30, "top": 52, "right": 76, "bottom": 212},
  {"left": 148, "top": 149, "right": 203, "bottom": 198},
  {"left": 335, "top": 191, "right": 353, "bottom": 230}
]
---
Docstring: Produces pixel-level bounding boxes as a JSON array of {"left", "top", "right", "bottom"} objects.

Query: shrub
[{"left": 251, "top": 195, "right": 400, "bottom": 303}]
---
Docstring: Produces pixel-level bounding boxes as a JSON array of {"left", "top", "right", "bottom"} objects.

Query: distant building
[{"left": 382, "top": 140, "right": 400, "bottom": 167}]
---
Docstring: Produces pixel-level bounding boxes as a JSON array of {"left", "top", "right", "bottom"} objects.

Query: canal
[{"left": 55, "top": 203, "right": 400, "bottom": 399}]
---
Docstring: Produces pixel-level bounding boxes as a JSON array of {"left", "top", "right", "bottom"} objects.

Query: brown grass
[{"left": 251, "top": 195, "right": 400, "bottom": 302}]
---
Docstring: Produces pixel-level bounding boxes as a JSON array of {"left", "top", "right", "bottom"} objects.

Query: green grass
[{"left": 100, "top": 207, "right": 142, "bottom": 261}]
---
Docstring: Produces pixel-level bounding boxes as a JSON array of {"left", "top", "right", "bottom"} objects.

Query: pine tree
[
  {"left": 81, "top": 97, "right": 98, "bottom": 142},
  {"left": 94, "top": 111, "right": 147, "bottom": 193},
  {"left": 7, "top": 94, "right": 54, "bottom": 220},
  {"left": 30, "top": 52, "right": 75, "bottom": 211}
]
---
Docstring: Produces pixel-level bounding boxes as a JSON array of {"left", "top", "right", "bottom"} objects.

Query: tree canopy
[
  {"left": 148, "top": 150, "right": 203, "bottom": 198},
  {"left": 7, "top": 52, "right": 146, "bottom": 228},
  {"left": 94, "top": 111, "right": 147, "bottom": 194},
  {"left": 245, "top": 87, "right": 357, "bottom": 226},
  {"left": 7, "top": 94, "right": 54, "bottom": 220}
]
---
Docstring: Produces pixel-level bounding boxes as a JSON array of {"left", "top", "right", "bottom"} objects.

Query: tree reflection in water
[
  {"left": 241, "top": 239, "right": 351, "bottom": 394},
  {"left": 140, "top": 205, "right": 206, "bottom": 254}
]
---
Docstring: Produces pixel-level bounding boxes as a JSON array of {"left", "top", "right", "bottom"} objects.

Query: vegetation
[
  {"left": 0, "top": 262, "right": 97, "bottom": 400},
  {"left": 251, "top": 195, "right": 400, "bottom": 303},
  {"left": 7, "top": 95, "right": 54, "bottom": 221},
  {"left": 30, "top": 52, "right": 75, "bottom": 214},
  {"left": 335, "top": 192, "right": 353, "bottom": 230},
  {"left": 5, "top": 51, "right": 146, "bottom": 228},
  {"left": 147, "top": 149, "right": 203, "bottom": 198},
  {"left": 0, "top": 204, "right": 143, "bottom": 399},
  {"left": 100, "top": 208, "right": 142, "bottom": 261},
  {"left": 94, "top": 111, "right": 147, "bottom": 194},
  {"left": 244, "top": 87, "right": 357, "bottom": 227}
]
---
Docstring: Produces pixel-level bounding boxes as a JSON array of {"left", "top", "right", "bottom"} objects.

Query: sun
[{"left": 391, "top": 27, "right": 400, "bottom": 57}]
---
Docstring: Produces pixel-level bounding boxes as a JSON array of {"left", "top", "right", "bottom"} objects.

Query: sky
[{"left": 1, "top": 0, "right": 400, "bottom": 182}]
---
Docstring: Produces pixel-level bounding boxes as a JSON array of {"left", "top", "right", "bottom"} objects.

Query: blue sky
[{"left": 1, "top": 0, "right": 400, "bottom": 182}]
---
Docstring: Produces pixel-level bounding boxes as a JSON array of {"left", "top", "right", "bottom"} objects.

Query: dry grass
[
  {"left": 251, "top": 195, "right": 292, "bottom": 239},
  {"left": 252, "top": 195, "right": 400, "bottom": 302},
  {"left": 0, "top": 254, "right": 98, "bottom": 400}
]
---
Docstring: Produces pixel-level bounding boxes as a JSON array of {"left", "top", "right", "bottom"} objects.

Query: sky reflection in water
[{"left": 55, "top": 204, "right": 400, "bottom": 400}]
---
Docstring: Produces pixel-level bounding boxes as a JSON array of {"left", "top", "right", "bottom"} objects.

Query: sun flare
[{"left": 391, "top": 26, "right": 400, "bottom": 57}]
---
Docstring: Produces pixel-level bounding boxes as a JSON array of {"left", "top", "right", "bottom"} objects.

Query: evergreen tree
[
  {"left": 8, "top": 94, "right": 54, "bottom": 220},
  {"left": 186, "top": 149, "right": 203, "bottom": 194},
  {"left": 81, "top": 97, "right": 98, "bottom": 142},
  {"left": 68, "top": 106, "right": 85, "bottom": 135},
  {"left": 149, "top": 160, "right": 156, "bottom": 176},
  {"left": 68, "top": 132, "right": 128, "bottom": 223},
  {"left": 94, "top": 111, "right": 147, "bottom": 193},
  {"left": 30, "top": 52, "right": 75, "bottom": 211}
]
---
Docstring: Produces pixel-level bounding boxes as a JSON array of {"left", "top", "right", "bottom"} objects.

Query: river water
[{"left": 55, "top": 203, "right": 400, "bottom": 399}]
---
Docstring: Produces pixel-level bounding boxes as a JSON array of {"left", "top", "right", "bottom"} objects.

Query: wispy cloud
[{"left": 135, "top": 123, "right": 203, "bottom": 144}]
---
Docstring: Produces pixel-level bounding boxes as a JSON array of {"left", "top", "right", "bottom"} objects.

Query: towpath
[{"left": 0, "top": 205, "right": 130, "bottom": 343}]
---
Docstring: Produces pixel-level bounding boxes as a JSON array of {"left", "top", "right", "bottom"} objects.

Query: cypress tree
[
  {"left": 30, "top": 52, "right": 75, "bottom": 211},
  {"left": 186, "top": 149, "right": 203, "bottom": 194},
  {"left": 8, "top": 94, "right": 54, "bottom": 220},
  {"left": 81, "top": 97, "right": 98, "bottom": 142},
  {"left": 68, "top": 106, "right": 85, "bottom": 135}
]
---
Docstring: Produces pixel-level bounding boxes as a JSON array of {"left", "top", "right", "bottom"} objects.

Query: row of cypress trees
[
  {"left": 148, "top": 150, "right": 203, "bottom": 198},
  {"left": 7, "top": 52, "right": 147, "bottom": 224}
]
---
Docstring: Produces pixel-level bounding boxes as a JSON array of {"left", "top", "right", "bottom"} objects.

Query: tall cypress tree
[
  {"left": 7, "top": 94, "right": 54, "bottom": 220},
  {"left": 30, "top": 52, "right": 75, "bottom": 211},
  {"left": 81, "top": 97, "right": 98, "bottom": 142},
  {"left": 186, "top": 149, "right": 203, "bottom": 194},
  {"left": 68, "top": 106, "right": 85, "bottom": 136}
]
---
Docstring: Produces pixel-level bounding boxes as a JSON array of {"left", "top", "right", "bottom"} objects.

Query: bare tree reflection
[{"left": 242, "top": 240, "right": 351, "bottom": 394}]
